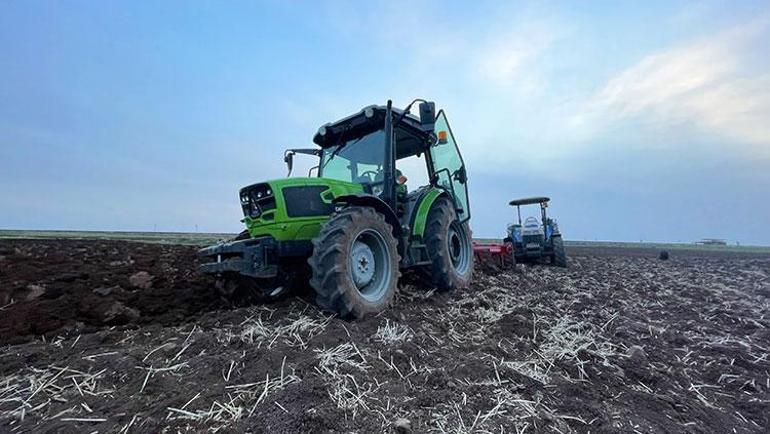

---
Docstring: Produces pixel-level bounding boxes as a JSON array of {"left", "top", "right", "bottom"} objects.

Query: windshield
[{"left": 320, "top": 129, "right": 385, "bottom": 185}]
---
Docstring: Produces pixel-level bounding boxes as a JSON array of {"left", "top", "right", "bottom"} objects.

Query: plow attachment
[{"left": 473, "top": 241, "right": 515, "bottom": 270}]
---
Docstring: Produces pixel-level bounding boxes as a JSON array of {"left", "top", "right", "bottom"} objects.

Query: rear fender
[{"left": 409, "top": 187, "right": 448, "bottom": 238}]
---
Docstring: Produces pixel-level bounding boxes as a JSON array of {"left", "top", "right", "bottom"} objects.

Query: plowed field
[{"left": 1, "top": 239, "right": 769, "bottom": 433}]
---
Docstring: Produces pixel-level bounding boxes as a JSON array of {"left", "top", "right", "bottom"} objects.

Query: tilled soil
[{"left": 1, "top": 239, "right": 769, "bottom": 433}]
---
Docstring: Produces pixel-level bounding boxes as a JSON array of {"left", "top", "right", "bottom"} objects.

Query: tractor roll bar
[
  {"left": 508, "top": 197, "right": 550, "bottom": 206},
  {"left": 509, "top": 197, "right": 550, "bottom": 225},
  {"left": 381, "top": 100, "right": 396, "bottom": 210}
]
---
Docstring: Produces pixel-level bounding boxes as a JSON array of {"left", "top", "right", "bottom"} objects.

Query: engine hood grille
[
  {"left": 282, "top": 185, "right": 334, "bottom": 217},
  {"left": 240, "top": 183, "right": 276, "bottom": 218}
]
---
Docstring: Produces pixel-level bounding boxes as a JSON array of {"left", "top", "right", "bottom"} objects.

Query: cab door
[{"left": 429, "top": 111, "right": 470, "bottom": 222}]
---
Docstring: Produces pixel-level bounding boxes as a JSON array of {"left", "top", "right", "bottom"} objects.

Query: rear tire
[
  {"left": 551, "top": 235, "right": 567, "bottom": 268},
  {"left": 308, "top": 206, "right": 400, "bottom": 319},
  {"left": 424, "top": 198, "right": 474, "bottom": 291}
]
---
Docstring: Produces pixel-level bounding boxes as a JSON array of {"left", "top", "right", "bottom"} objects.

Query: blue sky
[{"left": 1, "top": 1, "right": 769, "bottom": 244}]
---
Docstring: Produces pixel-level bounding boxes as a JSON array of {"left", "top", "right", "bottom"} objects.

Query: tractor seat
[{"left": 521, "top": 216, "right": 543, "bottom": 236}]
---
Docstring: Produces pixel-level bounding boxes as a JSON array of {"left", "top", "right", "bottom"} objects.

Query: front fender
[{"left": 333, "top": 194, "right": 402, "bottom": 236}]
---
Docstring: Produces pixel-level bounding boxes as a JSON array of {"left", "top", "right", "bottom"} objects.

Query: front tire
[
  {"left": 308, "top": 207, "right": 400, "bottom": 319},
  {"left": 424, "top": 198, "right": 474, "bottom": 291}
]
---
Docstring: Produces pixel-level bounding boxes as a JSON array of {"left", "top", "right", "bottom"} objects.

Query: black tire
[
  {"left": 424, "top": 197, "right": 474, "bottom": 291},
  {"left": 551, "top": 235, "right": 567, "bottom": 268},
  {"left": 308, "top": 206, "right": 400, "bottom": 319}
]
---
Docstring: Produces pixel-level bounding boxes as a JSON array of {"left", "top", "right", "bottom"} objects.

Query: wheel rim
[
  {"left": 349, "top": 229, "right": 391, "bottom": 302},
  {"left": 448, "top": 221, "right": 471, "bottom": 276}
]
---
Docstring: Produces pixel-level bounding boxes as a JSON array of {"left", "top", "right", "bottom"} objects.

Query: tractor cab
[
  {"left": 505, "top": 197, "right": 567, "bottom": 267},
  {"left": 283, "top": 103, "right": 470, "bottom": 224},
  {"left": 315, "top": 105, "right": 468, "bottom": 219},
  {"left": 313, "top": 106, "right": 428, "bottom": 203}
]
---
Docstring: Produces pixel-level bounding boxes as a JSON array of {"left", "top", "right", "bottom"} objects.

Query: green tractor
[{"left": 198, "top": 99, "right": 474, "bottom": 318}]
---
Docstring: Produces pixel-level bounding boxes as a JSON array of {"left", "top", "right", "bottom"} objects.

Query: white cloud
[
  {"left": 680, "top": 75, "right": 770, "bottom": 146},
  {"left": 571, "top": 18, "right": 770, "bottom": 154},
  {"left": 473, "top": 19, "right": 561, "bottom": 90},
  {"left": 317, "top": 2, "right": 770, "bottom": 175}
]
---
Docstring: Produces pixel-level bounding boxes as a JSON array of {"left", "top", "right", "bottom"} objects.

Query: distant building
[{"left": 696, "top": 238, "right": 727, "bottom": 246}]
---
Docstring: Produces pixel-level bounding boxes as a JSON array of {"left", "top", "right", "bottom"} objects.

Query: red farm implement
[{"left": 472, "top": 241, "right": 515, "bottom": 269}]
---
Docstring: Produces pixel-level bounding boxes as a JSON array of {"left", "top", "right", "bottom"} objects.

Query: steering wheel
[{"left": 359, "top": 170, "right": 380, "bottom": 183}]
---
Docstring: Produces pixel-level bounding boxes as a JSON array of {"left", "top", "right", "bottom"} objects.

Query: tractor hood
[{"left": 239, "top": 177, "right": 363, "bottom": 241}]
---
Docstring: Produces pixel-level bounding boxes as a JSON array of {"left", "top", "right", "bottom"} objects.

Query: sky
[{"left": 1, "top": 0, "right": 769, "bottom": 244}]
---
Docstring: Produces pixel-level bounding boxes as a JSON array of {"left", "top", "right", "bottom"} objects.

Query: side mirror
[
  {"left": 284, "top": 151, "right": 294, "bottom": 177},
  {"left": 419, "top": 101, "right": 435, "bottom": 132}
]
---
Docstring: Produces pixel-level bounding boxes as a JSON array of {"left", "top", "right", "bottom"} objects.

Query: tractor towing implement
[
  {"left": 199, "top": 99, "right": 474, "bottom": 318},
  {"left": 506, "top": 197, "right": 567, "bottom": 267}
]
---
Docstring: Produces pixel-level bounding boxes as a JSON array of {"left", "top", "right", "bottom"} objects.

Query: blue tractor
[{"left": 505, "top": 197, "right": 567, "bottom": 267}]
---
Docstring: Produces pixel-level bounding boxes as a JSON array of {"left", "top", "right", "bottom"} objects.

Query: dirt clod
[
  {"left": 393, "top": 417, "right": 412, "bottom": 433},
  {"left": 25, "top": 284, "right": 46, "bottom": 300},
  {"left": 102, "top": 301, "right": 140, "bottom": 323},
  {"left": 129, "top": 271, "right": 153, "bottom": 289},
  {"left": 626, "top": 345, "right": 648, "bottom": 364},
  {"left": 93, "top": 285, "right": 120, "bottom": 296}
]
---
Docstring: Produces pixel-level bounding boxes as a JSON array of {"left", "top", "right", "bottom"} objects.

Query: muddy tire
[
  {"left": 424, "top": 198, "right": 474, "bottom": 291},
  {"left": 308, "top": 206, "right": 400, "bottom": 319},
  {"left": 551, "top": 235, "right": 567, "bottom": 268}
]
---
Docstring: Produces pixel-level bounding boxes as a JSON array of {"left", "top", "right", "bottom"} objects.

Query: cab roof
[{"left": 312, "top": 105, "right": 432, "bottom": 160}]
